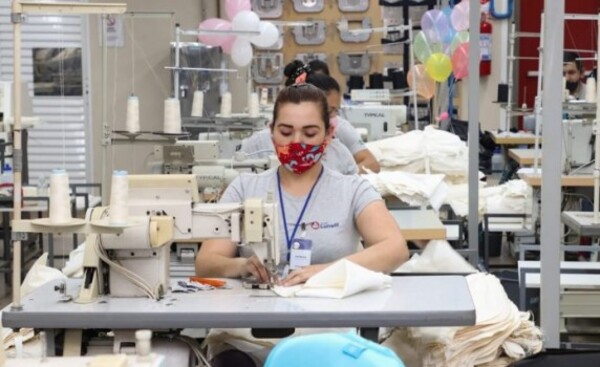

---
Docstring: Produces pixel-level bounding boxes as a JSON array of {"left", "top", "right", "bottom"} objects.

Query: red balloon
[{"left": 451, "top": 43, "right": 469, "bottom": 80}]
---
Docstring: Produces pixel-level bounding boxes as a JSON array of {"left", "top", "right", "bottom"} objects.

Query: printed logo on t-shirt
[{"left": 309, "top": 221, "right": 340, "bottom": 230}]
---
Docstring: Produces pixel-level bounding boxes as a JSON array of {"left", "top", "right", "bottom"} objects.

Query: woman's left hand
[{"left": 281, "top": 264, "right": 329, "bottom": 287}]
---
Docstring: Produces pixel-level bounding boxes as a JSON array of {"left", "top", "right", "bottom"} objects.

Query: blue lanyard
[{"left": 277, "top": 167, "right": 324, "bottom": 253}]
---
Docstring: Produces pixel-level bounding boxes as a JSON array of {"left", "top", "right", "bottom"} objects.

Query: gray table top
[{"left": 3, "top": 276, "right": 475, "bottom": 330}]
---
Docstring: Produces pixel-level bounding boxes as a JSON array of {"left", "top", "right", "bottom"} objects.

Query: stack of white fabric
[
  {"left": 441, "top": 179, "right": 530, "bottom": 218},
  {"left": 384, "top": 241, "right": 543, "bottom": 367},
  {"left": 363, "top": 171, "right": 448, "bottom": 211},
  {"left": 481, "top": 179, "right": 531, "bottom": 215},
  {"left": 367, "top": 126, "right": 469, "bottom": 183}
]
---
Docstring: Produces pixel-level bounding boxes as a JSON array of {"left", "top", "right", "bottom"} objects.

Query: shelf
[{"left": 111, "top": 130, "right": 190, "bottom": 143}]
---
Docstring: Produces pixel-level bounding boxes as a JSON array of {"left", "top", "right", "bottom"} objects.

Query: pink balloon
[
  {"left": 198, "top": 18, "right": 235, "bottom": 47},
  {"left": 221, "top": 36, "right": 236, "bottom": 54},
  {"left": 225, "top": 0, "right": 251, "bottom": 21},
  {"left": 452, "top": 43, "right": 469, "bottom": 80},
  {"left": 451, "top": 2, "right": 470, "bottom": 32}
]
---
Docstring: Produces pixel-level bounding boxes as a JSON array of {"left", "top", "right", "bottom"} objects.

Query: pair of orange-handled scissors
[{"left": 188, "top": 277, "right": 227, "bottom": 288}]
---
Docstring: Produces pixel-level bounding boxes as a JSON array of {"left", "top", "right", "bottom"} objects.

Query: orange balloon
[{"left": 407, "top": 64, "right": 436, "bottom": 100}]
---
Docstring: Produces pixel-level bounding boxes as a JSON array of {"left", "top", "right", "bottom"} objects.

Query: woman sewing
[{"left": 195, "top": 83, "right": 408, "bottom": 366}]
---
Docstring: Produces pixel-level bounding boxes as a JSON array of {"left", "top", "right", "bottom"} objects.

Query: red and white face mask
[{"left": 274, "top": 142, "right": 327, "bottom": 174}]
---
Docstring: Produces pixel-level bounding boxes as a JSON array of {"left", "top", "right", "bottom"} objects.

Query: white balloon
[
  {"left": 250, "top": 21, "right": 280, "bottom": 48},
  {"left": 232, "top": 10, "right": 260, "bottom": 38},
  {"left": 230, "top": 38, "right": 254, "bottom": 67}
]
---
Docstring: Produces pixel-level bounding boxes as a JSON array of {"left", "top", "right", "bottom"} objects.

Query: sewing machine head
[
  {"left": 339, "top": 104, "right": 407, "bottom": 141},
  {"left": 77, "top": 175, "right": 280, "bottom": 302}
]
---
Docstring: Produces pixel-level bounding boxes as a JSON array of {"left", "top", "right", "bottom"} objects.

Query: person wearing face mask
[
  {"left": 564, "top": 51, "right": 586, "bottom": 100},
  {"left": 281, "top": 61, "right": 381, "bottom": 172},
  {"left": 241, "top": 71, "right": 358, "bottom": 176},
  {"left": 195, "top": 83, "right": 408, "bottom": 367}
]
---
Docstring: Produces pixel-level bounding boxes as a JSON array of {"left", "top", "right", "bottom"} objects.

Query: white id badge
[{"left": 289, "top": 238, "right": 312, "bottom": 270}]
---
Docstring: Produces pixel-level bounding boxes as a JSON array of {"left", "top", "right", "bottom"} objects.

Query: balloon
[
  {"left": 197, "top": 18, "right": 235, "bottom": 47},
  {"left": 225, "top": 0, "right": 251, "bottom": 21},
  {"left": 450, "top": 31, "right": 469, "bottom": 54},
  {"left": 451, "top": 43, "right": 469, "bottom": 80},
  {"left": 451, "top": 1, "right": 470, "bottom": 32},
  {"left": 230, "top": 38, "right": 253, "bottom": 67},
  {"left": 250, "top": 21, "right": 280, "bottom": 48},
  {"left": 421, "top": 9, "right": 451, "bottom": 43},
  {"left": 441, "top": 5, "right": 456, "bottom": 44},
  {"left": 221, "top": 36, "right": 236, "bottom": 55},
  {"left": 407, "top": 64, "right": 436, "bottom": 100},
  {"left": 232, "top": 10, "right": 260, "bottom": 38},
  {"left": 413, "top": 31, "right": 432, "bottom": 63},
  {"left": 425, "top": 52, "right": 453, "bottom": 82}
]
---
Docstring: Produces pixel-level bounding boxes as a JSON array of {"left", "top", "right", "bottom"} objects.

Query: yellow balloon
[{"left": 425, "top": 53, "right": 453, "bottom": 82}]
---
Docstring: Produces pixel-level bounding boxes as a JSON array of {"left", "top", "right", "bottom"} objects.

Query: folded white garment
[
  {"left": 395, "top": 240, "right": 477, "bottom": 274},
  {"left": 367, "top": 126, "right": 470, "bottom": 182},
  {"left": 363, "top": 171, "right": 448, "bottom": 211},
  {"left": 272, "top": 259, "right": 391, "bottom": 299}
]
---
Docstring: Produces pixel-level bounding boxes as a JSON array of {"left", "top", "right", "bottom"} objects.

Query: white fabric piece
[
  {"left": 395, "top": 240, "right": 477, "bottom": 274},
  {"left": 61, "top": 242, "right": 86, "bottom": 278},
  {"left": 21, "top": 253, "right": 66, "bottom": 297},
  {"left": 482, "top": 180, "right": 530, "bottom": 215},
  {"left": 383, "top": 257, "right": 543, "bottom": 367},
  {"left": 363, "top": 171, "right": 448, "bottom": 211},
  {"left": 443, "top": 180, "right": 530, "bottom": 220},
  {"left": 367, "top": 126, "right": 469, "bottom": 182},
  {"left": 272, "top": 259, "right": 391, "bottom": 299}
]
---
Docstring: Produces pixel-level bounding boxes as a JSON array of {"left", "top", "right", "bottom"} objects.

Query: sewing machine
[
  {"left": 161, "top": 140, "right": 276, "bottom": 201},
  {"left": 339, "top": 104, "right": 407, "bottom": 142},
  {"left": 561, "top": 118, "right": 594, "bottom": 173},
  {"left": 76, "top": 174, "right": 279, "bottom": 303}
]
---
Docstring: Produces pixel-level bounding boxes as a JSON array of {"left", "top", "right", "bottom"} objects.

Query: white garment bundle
[
  {"left": 395, "top": 240, "right": 478, "bottom": 274},
  {"left": 272, "top": 259, "right": 391, "bottom": 299},
  {"left": 367, "top": 126, "right": 469, "bottom": 183},
  {"left": 442, "top": 179, "right": 530, "bottom": 219},
  {"left": 363, "top": 171, "right": 448, "bottom": 211},
  {"left": 383, "top": 272, "right": 543, "bottom": 367},
  {"left": 482, "top": 179, "right": 531, "bottom": 215}
]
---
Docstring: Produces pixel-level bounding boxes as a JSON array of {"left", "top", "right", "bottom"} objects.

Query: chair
[{"left": 265, "top": 332, "right": 405, "bottom": 367}]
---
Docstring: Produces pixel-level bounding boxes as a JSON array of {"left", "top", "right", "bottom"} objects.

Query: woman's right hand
[{"left": 240, "top": 255, "right": 270, "bottom": 283}]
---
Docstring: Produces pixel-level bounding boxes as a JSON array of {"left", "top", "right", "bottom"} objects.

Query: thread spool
[
  {"left": 347, "top": 75, "right": 364, "bottom": 91},
  {"left": 369, "top": 73, "right": 384, "bottom": 89},
  {"left": 163, "top": 98, "right": 182, "bottom": 134},
  {"left": 191, "top": 91, "right": 204, "bottom": 117},
  {"left": 49, "top": 169, "right": 72, "bottom": 224},
  {"left": 249, "top": 92, "right": 260, "bottom": 118},
  {"left": 135, "top": 329, "right": 152, "bottom": 362},
  {"left": 109, "top": 170, "right": 129, "bottom": 225},
  {"left": 126, "top": 95, "right": 140, "bottom": 133},
  {"left": 586, "top": 77, "right": 596, "bottom": 103},
  {"left": 220, "top": 92, "right": 232, "bottom": 117},
  {"left": 392, "top": 70, "right": 408, "bottom": 90},
  {"left": 260, "top": 88, "right": 269, "bottom": 105}
]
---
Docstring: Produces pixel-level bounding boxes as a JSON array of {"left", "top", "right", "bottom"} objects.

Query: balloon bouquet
[
  {"left": 196, "top": 0, "right": 280, "bottom": 67},
  {"left": 408, "top": 1, "right": 471, "bottom": 122}
]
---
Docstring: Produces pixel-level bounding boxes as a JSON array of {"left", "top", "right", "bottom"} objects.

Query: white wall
[
  {"left": 89, "top": 0, "right": 218, "bottom": 186},
  {"left": 459, "top": 17, "right": 508, "bottom": 132}
]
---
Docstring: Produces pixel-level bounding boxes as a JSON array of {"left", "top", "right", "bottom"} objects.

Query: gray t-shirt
[
  {"left": 240, "top": 128, "right": 358, "bottom": 175},
  {"left": 220, "top": 167, "right": 382, "bottom": 265},
  {"left": 335, "top": 116, "right": 367, "bottom": 155}
]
